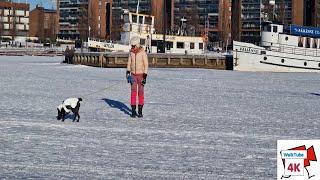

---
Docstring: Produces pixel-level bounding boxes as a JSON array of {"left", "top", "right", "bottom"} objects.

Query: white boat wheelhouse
[{"left": 89, "top": 11, "right": 205, "bottom": 54}]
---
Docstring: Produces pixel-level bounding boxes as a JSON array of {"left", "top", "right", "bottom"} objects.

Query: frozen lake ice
[{"left": 1, "top": 56, "right": 320, "bottom": 179}]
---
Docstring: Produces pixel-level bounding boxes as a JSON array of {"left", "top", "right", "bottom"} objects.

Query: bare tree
[{"left": 189, "top": 3, "right": 199, "bottom": 35}]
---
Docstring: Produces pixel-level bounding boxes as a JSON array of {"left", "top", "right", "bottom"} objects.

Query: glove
[
  {"left": 142, "top": 73, "right": 147, "bottom": 86},
  {"left": 126, "top": 71, "right": 134, "bottom": 84}
]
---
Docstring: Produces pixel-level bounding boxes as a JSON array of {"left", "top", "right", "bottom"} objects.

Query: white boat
[
  {"left": 233, "top": 22, "right": 320, "bottom": 72},
  {"left": 88, "top": 10, "right": 206, "bottom": 54}
]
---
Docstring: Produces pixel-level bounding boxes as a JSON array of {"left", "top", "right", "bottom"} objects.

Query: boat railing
[{"left": 278, "top": 46, "right": 320, "bottom": 57}]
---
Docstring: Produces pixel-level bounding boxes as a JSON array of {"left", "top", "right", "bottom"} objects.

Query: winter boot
[
  {"left": 137, "top": 105, "right": 143, "bottom": 118},
  {"left": 131, "top": 105, "right": 137, "bottom": 118}
]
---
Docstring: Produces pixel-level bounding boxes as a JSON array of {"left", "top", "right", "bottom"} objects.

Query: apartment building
[
  {"left": 29, "top": 6, "right": 58, "bottom": 41},
  {"left": 173, "top": 0, "right": 231, "bottom": 41},
  {"left": 57, "top": 0, "right": 112, "bottom": 41},
  {"left": 0, "top": 1, "right": 29, "bottom": 39}
]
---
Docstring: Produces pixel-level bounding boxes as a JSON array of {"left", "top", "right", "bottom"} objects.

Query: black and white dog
[{"left": 57, "top": 97, "right": 82, "bottom": 122}]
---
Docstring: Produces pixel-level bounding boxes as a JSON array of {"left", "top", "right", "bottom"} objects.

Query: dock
[
  {"left": 0, "top": 48, "right": 64, "bottom": 56},
  {"left": 73, "top": 52, "right": 232, "bottom": 70}
]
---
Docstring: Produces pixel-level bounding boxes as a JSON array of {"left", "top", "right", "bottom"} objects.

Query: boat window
[
  {"left": 273, "top": 26, "right": 278, "bottom": 33},
  {"left": 199, "top": 43, "right": 203, "bottom": 49},
  {"left": 305, "top": 37, "right": 311, "bottom": 48},
  {"left": 177, "top": 42, "right": 184, "bottom": 49},
  {"left": 140, "top": 39, "right": 145, "bottom": 45},
  {"left": 166, "top": 42, "right": 173, "bottom": 50},
  {"left": 263, "top": 25, "right": 271, "bottom": 32},
  {"left": 139, "top": 16, "right": 143, "bottom": 24},
  {"left": 261, "top": 51, "right": 266, "bottom": 54},
  {"left": 313, "top": 39, "right": 318, "bottom": 48},
  {"left": 151, "top": 40, "right": 163, "bottom": 46},
  {"left": 151, "top": 40, "right": 160, "bottom": 46},
  {"left": 145, "top": 16, "right": 152, "bottom": 25},
  {"left": 132, "top": 14, "right": 137, "bottom": 23},
  {"left": 123, "top": 14, "right": 129, "bottom": 23},
  {"left": 298, "top": 37, "right": 303, "bottom": 47},
  {"left": 190, "top": 42, "right": 195, "bottom": 49}
]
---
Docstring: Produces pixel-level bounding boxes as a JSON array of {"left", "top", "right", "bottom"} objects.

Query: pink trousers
[{"left": 131, "top": 74, "right": 144, "bottom": 105}]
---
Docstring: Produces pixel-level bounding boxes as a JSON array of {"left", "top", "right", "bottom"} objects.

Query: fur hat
[{"left": 130, "top": 36, "right": 140, "bottom": 47}]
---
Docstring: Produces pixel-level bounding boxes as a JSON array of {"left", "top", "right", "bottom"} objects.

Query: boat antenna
[
  {"left": 269, "top": 0, "right": 276, "bottom": 21},
  {"left": 162, "top": 0, "right": 167, "bottom": 53},
  {"left": 136, "top": 0, "right": 139, "bottom": 14}
]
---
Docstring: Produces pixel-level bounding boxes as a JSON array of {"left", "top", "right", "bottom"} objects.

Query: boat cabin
[{"left": 261, "top": 22, "right": 320, "bottom": 50}]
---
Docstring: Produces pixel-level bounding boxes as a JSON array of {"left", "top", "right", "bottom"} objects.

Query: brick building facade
[
  {"left": 0, "top": 1, "right": 29, "bottom": 39},
  {"left": 29, "top": 6, "right": 58, "bottom": 42}
]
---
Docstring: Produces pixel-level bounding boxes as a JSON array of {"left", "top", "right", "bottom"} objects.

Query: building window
[
  {"left": 190, "top": 42, "right": 195, "bottom": 49},
  {"left": 177, "top": 42, "right": 184, "bottom": 49}
]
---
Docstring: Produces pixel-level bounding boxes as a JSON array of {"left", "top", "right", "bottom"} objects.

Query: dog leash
[{"left": 79, "top": 82, "right": 120, "bottom": 98}]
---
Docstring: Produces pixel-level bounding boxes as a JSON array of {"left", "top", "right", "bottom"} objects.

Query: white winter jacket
[{"left": 127, "top": 48, "right": 149, "bottom": 74}]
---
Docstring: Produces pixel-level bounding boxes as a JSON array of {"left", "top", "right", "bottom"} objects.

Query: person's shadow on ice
[{"left": 102, "top": 98, "right": 131, "bottom": 116}]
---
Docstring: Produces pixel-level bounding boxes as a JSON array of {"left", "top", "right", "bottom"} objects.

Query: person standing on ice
[
  {"left": 64, "top": 46, "right": 70, "bottom": 63},
  {"left": 126, "top": 36, "right": 148, "bottom": 118}
]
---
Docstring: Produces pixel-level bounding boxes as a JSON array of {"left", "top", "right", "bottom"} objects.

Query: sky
[{"left": 12, "top": 0, "right": 56, "bottom": 10}]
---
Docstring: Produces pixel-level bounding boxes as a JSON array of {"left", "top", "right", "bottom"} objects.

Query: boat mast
[
  {"left": 162, "top": 0, "right": 166, "bottom": 53},
  {"left": 136, "top": 0, "right": 140, "bottom": 14}
]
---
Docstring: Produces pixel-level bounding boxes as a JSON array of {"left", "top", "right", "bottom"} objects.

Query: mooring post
[{"left": 99, "top": 53, "right": 103, "bottom": 68}]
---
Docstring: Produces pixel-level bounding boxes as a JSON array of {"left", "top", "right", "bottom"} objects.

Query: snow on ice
[{"left": 0, "top": 56, "right": 320, "bottom": 179}]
